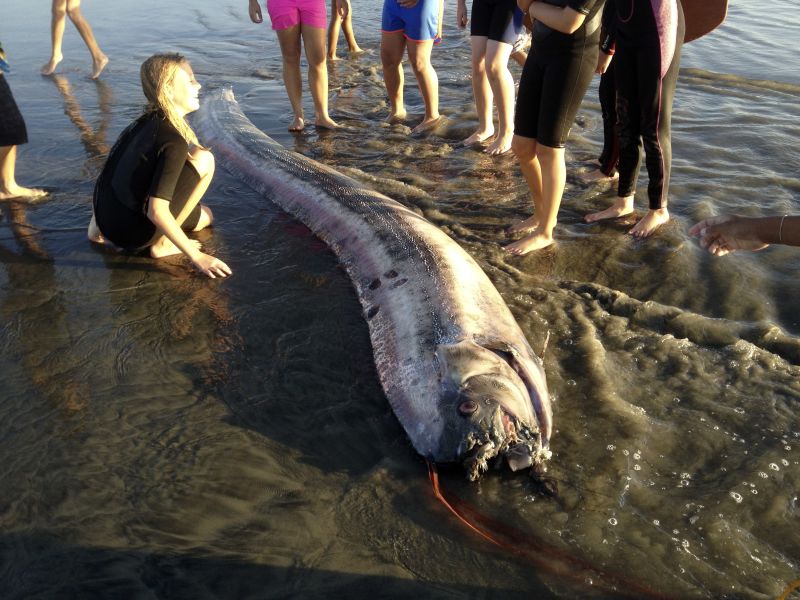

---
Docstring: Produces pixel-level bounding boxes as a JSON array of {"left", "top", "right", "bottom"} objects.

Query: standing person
[
  {"left": 585, "top": 0, "right": 685, "bottom": 238},
  {"left": 457, "top": 0, "right": 523, "bottom": 155},
  {"left": 504, "top": 0, "right": 605, "bottom": 255},
  {"left": 87, "top": 53, "right": 231, "bottom": 279},
  {"left": 41, "top": 0, "right": 108, "bottom": 79},
  {"left": 327, "top": 0, "right": 363, "bottom": 60},
  {"left": 248, "top": 0, "right": 339, "bottom": 132},
  {"left": 381, "top": 0, "right": 444, "bottom": 134},
  {"left": 1, "top": 42, "right": 47, "bottom": 201}
]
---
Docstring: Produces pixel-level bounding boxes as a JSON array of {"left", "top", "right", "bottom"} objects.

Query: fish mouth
[{"left": 459, "top": 405, "right": 550, "bottom": 481}]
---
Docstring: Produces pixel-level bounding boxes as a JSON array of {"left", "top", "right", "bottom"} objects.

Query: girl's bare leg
[
  {"left": 506, "top": 135, "right": 542, "bottom": 235},
  {"left": 0, "top": 145, "right": 47, "bottom": 200},
  {"left": 463, "top": 36, "right": 494, "bottom": 146},
  {"left": 483, "top": 40, "right": 514, "bottom": 156},
  {"left": 276, "top": 25, "right": 306, "bottom": 132},
  {"left": 505, "top": 140, "right": 564, "bottom": 255},
  {"left": 150, "top": 149, "right": 215, "bottom": 258},
  {"left": 327, "top": 0, "right": 342, "bottom": 61},
  {"left": 301, "top": 26, "right": 339, "bottom": 128},
  {"left": 406, "top": 40, "right": 440, "bottom": 133},
  {"left": 341, "top": 10, "right": 362, "bottom": 53},
  {"left": 42, "top": 0, "right": 67, "bottom": 75},
  {"left": 65, "top": 0, "right": 108, "bottom": 78},
  {"left": 381, "top": 32, "right": 407, "bottom": 123}
]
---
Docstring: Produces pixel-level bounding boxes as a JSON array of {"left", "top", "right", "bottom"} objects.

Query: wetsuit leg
[
  {"left": 613, "top": 45, "right": 643, "bottom": 199},
  {"left": 598, "top": 61, "right": 618, "bottom": 175}
]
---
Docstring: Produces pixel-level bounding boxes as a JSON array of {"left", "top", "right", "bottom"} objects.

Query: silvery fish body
[{"left": 196, "top": 89, "right": 552, "bottom": 479}]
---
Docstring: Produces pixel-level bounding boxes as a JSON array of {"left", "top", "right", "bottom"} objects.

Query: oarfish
[{"left": 196, "top": 89, "right": 552, "bottom": 480}]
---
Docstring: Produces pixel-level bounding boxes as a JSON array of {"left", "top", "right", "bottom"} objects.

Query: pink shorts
[{"left": 266, "top": 0, "right": 327, "bottom": 30}]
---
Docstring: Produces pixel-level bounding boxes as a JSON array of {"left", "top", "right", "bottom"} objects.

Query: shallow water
[{"left": 1, "top": 1, "right": 799, "bottom": 598}]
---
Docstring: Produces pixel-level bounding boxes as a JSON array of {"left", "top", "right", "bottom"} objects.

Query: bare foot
[
  {"left": 579, "top": 168, "right": 618, "bottom": 184},
  {"left": 506, "top": 215, "right": 539, "bottom": 236},
  {"left": 0, "top": 184, "right": 48, "bottom": 200},
  {"left": 484, "top": 133, "right": 513, "bottom": 156},
  {"left": 386, "top": 108, "right": 408, "bottom": 124},
  {"left": 315, "top": 115, "right": 340, "bottom": 129},
  {"left": 629, "top": 207, "right": 669, "bottom": 238},
  {"left": 150, "top": 237, "right": 201, "bottom": 259},
  {"left": 91, "top": 54, "right": 109, "bottom": 79},
  {"left": 463, "top": 128, "right": 494, "bottom": 147},
  {"left": 585, "top": 195, "right": 634, "bottom": 223},
  {"left": 87, "top": 214, "right": 106, "bottom": 244},
  {"left": 349, "top": 46, "right": 364, "bottom": 54},
  {"left": 41, "top": 54, "right": 63, "bottom": 76},
  {"left": 327, "top": 52, "right": 339, "bottom": 61},
  {"left": 412, "top": 115, "right": 442, "bottom": 134},
  {"left": 503, "top": 231, "right": 554, "bottom": 255},
  {"left": 288, "top": 116, "right": 305, "bottom": 132}
]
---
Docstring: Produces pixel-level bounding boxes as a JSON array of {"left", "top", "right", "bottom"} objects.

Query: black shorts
[
  {"left": 0, "top": 74, "right": 28, "bottom": 147},
  {"left": 94, "top": 161, "right": 203, "bottom": 251},
  {"left": 469, "top": 0, "right": 522, "bottom": 45},
  {"left": 513, "top": 42, "right": 597, "bottom": 147}
]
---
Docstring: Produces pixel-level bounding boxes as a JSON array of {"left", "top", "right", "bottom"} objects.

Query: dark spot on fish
[
  {"left": 369, "top": 278, "right": 381, "bottom": 290},
  {"left": 367, "top": 306, "right": 380, "bottom": 319},
  {"left": 384, "top": 270, "right": 398, "bottom": 278},
  {"left": 390, "top": 278, "right": 408, "bottom": 289}
]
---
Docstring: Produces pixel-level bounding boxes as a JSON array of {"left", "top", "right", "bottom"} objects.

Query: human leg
[
  {"left": 42, "top": 0, "right": 67, "bottom": 75},
  {"left": 341, "top": 8, "right": 362, "bottom": 53},
  {"left": 0, "top": 146, "right": 47, "bottom": 200},
  {"left": 276, "top": 25, "right": 306, "bottom": 131},
  {"left": 406, "top": 40, "right": 440, "bottom": 133},
  {"left": 483, "top": 39, "right": 514, "bottom": 155},
  {"left": 463, "top": 36, "right": 493, "bottom": 146},
  {"left": 327, "top": 0, "right": 343, "bottom": 60},
  {"left": 301, "top": 26, "right": 339, "bottom": 128},
  {"left": 506, "top": 135, "right": 542, "bottom": 235},
  {"left": 65, "top": 0, "right": 108, "bottom": 79},
  {"left": 381, "top": 31, "right": 407, "bottom": 123},
  {"left": 505, "top": 141, "right": 564, "bottom": 254}
]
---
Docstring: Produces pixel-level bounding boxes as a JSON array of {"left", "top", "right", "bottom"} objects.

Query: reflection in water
[{"left": 49, "top": 74, "right": 112, "bottom": 177}]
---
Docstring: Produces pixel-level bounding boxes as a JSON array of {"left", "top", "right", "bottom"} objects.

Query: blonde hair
[{"left": 140, "top": 53, "right": 200, "bottom": 147}]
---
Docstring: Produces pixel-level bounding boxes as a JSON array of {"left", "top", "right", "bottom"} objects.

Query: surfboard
[{"left": 683, "top": 0, "right": 728, "bottom": 43}]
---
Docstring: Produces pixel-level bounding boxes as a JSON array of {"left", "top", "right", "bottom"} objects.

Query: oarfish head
[{"left": 435, "top": 340, "right": 552, "bottom": 481}]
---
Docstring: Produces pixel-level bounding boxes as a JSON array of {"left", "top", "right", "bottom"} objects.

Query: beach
[{"left": 1, "top": 1, "right": 799, "bottom": 597}]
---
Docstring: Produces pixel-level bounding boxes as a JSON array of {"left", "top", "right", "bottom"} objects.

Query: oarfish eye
[{"left": 458, "top": 400, "right": 477, "bottom": 415}]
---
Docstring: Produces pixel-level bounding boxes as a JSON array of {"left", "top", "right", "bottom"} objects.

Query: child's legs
[
  {"left": 300, "top": 26, "right": 331, "bottom": 120},
  {"left": 65, "top": 0, "right": 104, "bottom": 60},
  {"left": 484, "top": 40, "right": 514, "bottom": 136},
  {"left": 381, "top": 32, "right": 406, "bottom": 115},
  {"left": 326, "top": 0, "right": 342, "bottom": 57},
  {"left": 469, "top": 36, "right": 491, "bottom": 133},
  {"left": 614, "top": 46, "right": 643, "bottom": 199},
  {"left": 275, "top": 26, "right": 304, "bottom": 119},
  {"left": 406, "top": 40, "right": 438, "bottom": 120},
  {"left": 49, "top": 0, "right": 68, "bottom": 59}
]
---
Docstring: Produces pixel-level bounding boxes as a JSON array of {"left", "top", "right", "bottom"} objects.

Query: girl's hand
[
  {"left": 192, "top": 252, "right": 233, "bottom": 278},
  {"left": 336, "top": 0, "right": 350, "bottom": 18},
  {"left": 457, "top": 0, "right": 468, "bottom": 28},
  {"left": 518, "top": 0, "right": 535, "bottom": 14},
  {"left": 596, "top": 51, "right": 613, "bottom": 74},
  {"left": 248, "top": 0, "right": 263, "bottom": 23},
  {"left": 398, "top": 0, "right": 419, "bottom": 8}
]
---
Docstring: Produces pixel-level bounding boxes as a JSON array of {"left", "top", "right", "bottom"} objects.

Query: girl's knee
[
  {"left": 190, "top": 148, "right": 215, "bottom": 178},
  {"left": 512, "top": 136, "right": 536, "bottom": 160},
  {"left": 194, "top": 205, "right": 213, "bottom": 231}
]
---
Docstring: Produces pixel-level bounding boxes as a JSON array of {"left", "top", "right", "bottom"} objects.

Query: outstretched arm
[
  {"left": 248, "top": 0, "right": 263, "bottom": 23},
  {"left": 148, "top": 197, "right": 232, "bottom": 277},
  {"left": 689, "top": 214, "right": 800, "bottom": 256}
]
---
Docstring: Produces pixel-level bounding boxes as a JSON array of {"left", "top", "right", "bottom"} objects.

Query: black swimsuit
[
  {"left": 514, "top": 0, "right": 604, "bottom": 148},
  {"left": 93, "top": 112, "right": 201, "bottom": 250},
  {"left": 0, "top": 74, "right": 28, "bottom": 147}
]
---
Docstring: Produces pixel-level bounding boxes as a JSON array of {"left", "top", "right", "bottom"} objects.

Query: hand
[
  {"left": 398, "top": 0, "right": 419, "bottom": 8},
  {"left": 336, "top": 0, "right": 350, "bottom": 18},
  {"left": 689, "top": 215, "right": 769, "bottom": 256},
  {"left": 457, "top": 0, "right": 468, "bottom": 28},
  {"left": 248, "top": 0, "right": 263, "bottom": 23},
  {"left": 192, "top": 252, "right": 233, "bottom": 278},
  {"left": 517, "top": 0, "right": 535, "bottom": 13},
  {"left": 596, "top": 51, "right": 613, "bottom": 74}
]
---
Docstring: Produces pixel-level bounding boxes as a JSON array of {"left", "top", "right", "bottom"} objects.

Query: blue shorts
[{"left": 381, "top": 0, "right": 443, "bottom": 43}]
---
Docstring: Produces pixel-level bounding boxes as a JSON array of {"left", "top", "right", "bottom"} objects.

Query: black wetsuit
[
  {"left": 0, "top": 74, "right": 28, "bottom": 147},
  {"left": 601, "top": 0, "right": 685, "bottom": 208},
  {"left": 514, "top": 0, "right": 605, "bottom": 148},
  {"left": 598, "top": 60, "right": 619, "bottom": 175},
  {"left": 93, "top": 112, "right": 201, "bottom": 250}
]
